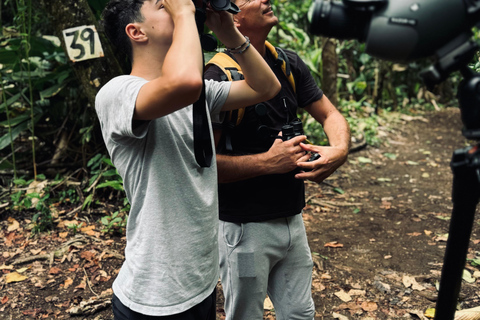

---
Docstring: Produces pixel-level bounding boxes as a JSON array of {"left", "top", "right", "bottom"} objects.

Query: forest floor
[{"left": 1, "top": 107, "right": 480, "bottom": 319}]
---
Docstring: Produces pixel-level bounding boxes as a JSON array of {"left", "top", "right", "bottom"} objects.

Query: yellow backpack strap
[
  {"left": 265, "top": 41, "right": 296, "bottom": 93},
  {"left": 206, "top": 52, "right": 243, "bottom": 81},
  {"left": 205, "top": 53, "right": 245, "bottom": 126}
]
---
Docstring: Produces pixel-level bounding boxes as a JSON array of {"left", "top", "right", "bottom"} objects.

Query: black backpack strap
[{"left": 226, "top": 68, "right": 244, "bottom": 81}]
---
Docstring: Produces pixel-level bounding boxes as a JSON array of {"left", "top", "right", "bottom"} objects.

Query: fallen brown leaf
[
  {"left": 380, "top": 202, "right": 392, "bottom": 210},
  {"left": 455, "top": 305, "right": 480, "bottom": 320},
  {"left": 48, "top": 267, "right": 62, "bottom": 275},
  {"left": 30, "top": 248, "right": 43, "bottom": 255},
  {"left": 0, "top": 265, "right": 13, "bottom": 271},
  {"left": 7, "top": 217, "right": 19, "bottom": 232},
  {"left": 348, "top": 289, "right": 366, "bottom": 296},
  {"left": 361, "top": 301, "right": 378, "bottom": 312},
  {"left": 81, "top": 225, "right": 96, "bottom": 233},
  {"left": 325, "top": 241, "right": 344, "bottom": 248},
  {"left": 402, "top": 275, "right": 425, "bottom": 291},
  {"left": 74, "top": 281, "right": 86, "bottom": 291},
  {"left": 5, "top": 271, "right": 28, "bottom": 283},
  {"left": 264, "top": 296, "right": 273, "bottom": 310},
  {"left": 407, "top": 232, "right": 422, "bottom": 237},
  {"left": 22, "top": 309, "right": 42, "bottom": 317},
  {"left": 63, "top": 278, "right": 73, "bottom": 289},
  {"left": 5, "top": 232, "right": 15, "bottom": 246},
  {"left": 16, "top": 267, "right": 29, "bottom": 273},
  {"left": 338, "top": 302, "right": 362, "bottom": 312},
  {"left": 334, "top": 290, "right": 352, "bottom": 302},
  {"left": 312, "top": 279, "right": 326, "bottom": 291},
  {"left": 81, "top": 250, "right": 96, "bottom": 261}
]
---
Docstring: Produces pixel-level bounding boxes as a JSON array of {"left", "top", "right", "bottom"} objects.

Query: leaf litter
[{"left": 0, "top": 109, "right": 479, "bottom": 319}]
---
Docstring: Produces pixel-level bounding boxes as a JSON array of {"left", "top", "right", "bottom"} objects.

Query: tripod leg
[{"left": 434, "top": 146, "right": 480, "bottom": 320}]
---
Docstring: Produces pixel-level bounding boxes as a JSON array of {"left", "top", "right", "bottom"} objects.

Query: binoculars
[
  {"left": 195, "top": 0, "right": 239, "bottom": 14},
  {"left": 281, "top": 119, "right": 321, "bottom": 168}
]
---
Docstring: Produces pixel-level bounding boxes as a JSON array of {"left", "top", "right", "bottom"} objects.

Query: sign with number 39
[{"left": 62, "top": 25, "right": 104, "bottom": 62}]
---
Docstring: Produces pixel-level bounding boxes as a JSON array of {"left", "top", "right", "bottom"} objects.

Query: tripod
[{"left": 421, "top": 32, "right": 480, "bottom": 320}]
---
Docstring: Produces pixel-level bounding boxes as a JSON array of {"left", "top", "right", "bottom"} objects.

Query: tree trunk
[
  {"left": 39, "top": 0, "right": 125, "bottom": 107},
  {"left": 321, "top": 37, "right": 338, "bottom": 107}
]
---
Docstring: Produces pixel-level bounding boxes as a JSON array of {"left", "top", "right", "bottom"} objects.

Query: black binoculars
[
  {"left": 195, "top": 0, "right": 240, "bottom": 14},
  {"left": 281, "top": 119, "right": 306, "bottom": 141},
  {"left": 194, "top": 0, "right": 240, "bottom": 51},
  {"left": 281, "top": 119, "right": 321, "bottom": 168}
]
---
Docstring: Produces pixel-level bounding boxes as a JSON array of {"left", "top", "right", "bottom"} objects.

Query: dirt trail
[{"left": 301, "top": 107, "right": 480, "bottom": 319}]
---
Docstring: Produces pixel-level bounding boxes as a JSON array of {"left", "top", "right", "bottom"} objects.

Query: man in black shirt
[{"left": 205, "top": 0, "right": 351, "bottom": 318}]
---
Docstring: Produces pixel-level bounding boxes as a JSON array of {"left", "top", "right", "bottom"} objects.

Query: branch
[{"left": 10, "top": 236, "right": 88, "bottom": 266}]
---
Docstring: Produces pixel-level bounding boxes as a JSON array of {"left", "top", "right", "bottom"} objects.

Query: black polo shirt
[{"left": 205, "top": 46, "right": 323, "bottom": 223}]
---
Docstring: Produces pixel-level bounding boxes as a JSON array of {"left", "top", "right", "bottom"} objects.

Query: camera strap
[
  {"left": 192, "top": 2, "right": 214, "bottom": 167},
  {"left": 193, "top": 58, "right": 213, "bottom": 168}
]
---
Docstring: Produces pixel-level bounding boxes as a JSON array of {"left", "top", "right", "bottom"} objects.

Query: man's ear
[
  {"left": 125, "top": 23, "right": 147, "bottom": 43},
  {"left": 233, "top": 16, "right": 241, "bottom": 29}
]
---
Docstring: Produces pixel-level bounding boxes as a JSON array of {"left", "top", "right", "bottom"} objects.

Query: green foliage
[
  {"left": 1, "top": 1, "right": 100, "bottom": 180},
  {"left": 10, "top": 176, "right": 54, "bottom": 234},
  {"left": 297, "top": 109, "right": 327, "bottom": 146},
  {"left": 1, "top": 0, "right": 476, "bottom": 237},
  {"left": 101, "top": 210, "right": 128, "bottom": 235},
  {"left": 87, "top": 0, "right": 109, "bottom": 19},
  {"left": 469, "top": 258, "right": 480, "bottom": 268},
  {"left": 85, "top": 153, "right": 129, "bottom": 235},
  {"left": 85, "top": 153, "right": 124, "bottom": 195},
  {"left": 84, "top": 153, "right": 130, "bottom": 234},
  {"left": 339, "top": 99, "right": 381, "bottom": 146},
  {"left": 67, "top": 222, "right": 83, "bottom": 235},
  {"left": 271, "top": 0, "right": 316, "bottom": 54}
]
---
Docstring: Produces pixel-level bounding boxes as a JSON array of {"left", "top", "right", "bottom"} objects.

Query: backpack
[{"left": 206, "top": 41, "right": 296, "bottom": 151}]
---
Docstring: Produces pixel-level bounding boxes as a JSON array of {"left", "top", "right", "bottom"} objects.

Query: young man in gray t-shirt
[{"left": 96, "top": 0, "right": 280, "bottom": 318}]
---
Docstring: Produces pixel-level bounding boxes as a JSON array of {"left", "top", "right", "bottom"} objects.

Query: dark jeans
[{"left": 112, "top": 289, "right": 216, "bottom": 320}]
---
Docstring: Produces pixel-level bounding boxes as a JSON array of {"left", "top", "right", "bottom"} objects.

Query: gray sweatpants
[{"left": 218, "top": 214, "right": 315, "bottom": 320}]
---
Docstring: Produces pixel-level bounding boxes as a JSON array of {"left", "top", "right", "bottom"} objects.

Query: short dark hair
[{"left": 102, "top": 0, "right": 146, "bottom": 62}]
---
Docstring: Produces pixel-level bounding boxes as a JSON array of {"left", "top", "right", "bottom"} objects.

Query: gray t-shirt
[{"left": 95, "top": 75, "right": 231, "bottom": 316}]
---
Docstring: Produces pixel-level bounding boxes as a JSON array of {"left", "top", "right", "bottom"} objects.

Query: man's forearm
[
  {"left": 164, "top": 13, "right": 203, "bottom": 83},
  {"left": 216, "top": 134, "right": 307, "bottom": 183},
  {"left": 304, "top": 96, "right": 350, "bottom": 154},
  {"left": 216, "top": 153, "right": 272, "bottom": 183},
  {"left": 322, "top": 112, "right": 351, "bottom": 154}
]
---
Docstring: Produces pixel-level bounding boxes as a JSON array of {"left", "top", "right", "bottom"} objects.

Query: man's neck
[
  {"left": 249, "top": 36, "right": 268, "bottom": 57},
  {"left": 239, "top": 27, "right": 270, "bottom": 57},
  {"left": 130, "top": 45, "right": 168, "bottom": 80},
  {"left": 130, "top": 62, "right": 163, "bottom": 80}
]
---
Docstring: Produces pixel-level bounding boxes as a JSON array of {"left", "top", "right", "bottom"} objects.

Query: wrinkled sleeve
[
  {"left": 95, "top": 76, "right": 150, "bottom": 145},
  {"left": 204, "top": 79, "right": 231, "bottom": 124}
]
